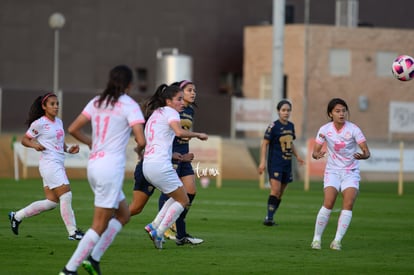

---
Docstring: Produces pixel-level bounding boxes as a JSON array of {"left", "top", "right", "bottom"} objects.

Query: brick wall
[{"left": 243, "top": 24, "right": 414, "bottom": 141}]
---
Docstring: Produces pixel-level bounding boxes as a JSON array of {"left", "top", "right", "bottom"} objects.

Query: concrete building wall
[{"left": 243, "top": 24, "right": 414, "bottom": 141}]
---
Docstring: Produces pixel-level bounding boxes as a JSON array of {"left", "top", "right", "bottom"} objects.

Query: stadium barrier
[
  {"left": 304, "top": 139, "right": 414, "bottom": 195},
  {"left": 190, "top": 135, "right": 222, "bottom": 188},
  {"left": 13, "top": 135, "right": 223, "bottom": 188}
]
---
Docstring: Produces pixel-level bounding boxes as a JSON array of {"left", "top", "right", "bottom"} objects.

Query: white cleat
[{"left": 311, "top": 240, "right": 321, "bottom": 250}]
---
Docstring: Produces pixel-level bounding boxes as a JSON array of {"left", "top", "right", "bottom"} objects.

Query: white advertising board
[{"left": 359, "top": 148, "right": 414, "bottom": 172}]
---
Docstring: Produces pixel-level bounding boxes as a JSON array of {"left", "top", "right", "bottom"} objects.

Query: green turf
[{"left": 1, "top": 178, "right": 413, "bottom": 274}]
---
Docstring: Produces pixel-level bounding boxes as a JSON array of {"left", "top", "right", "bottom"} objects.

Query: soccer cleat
[
  {"left": 263, "top": 219, "right": 277, "bottom": 226},
  {"left": 59, "top": 267, "right": 78, "bottom": 275},
  {"left": 330, "top": 240, "right": 342, "bottom": 251},
  {"left": 68, "top": 229, "right": 85, "bottom": 241},
  {"left": 164, "top": 227, "right": 176, "bottom": 240},
  {"left": 8, "top": 211, "right": 21, "bottom": 235},
  {"left": 176, "top": 234, "right": 204, "bottom": 246},
  {"left": 148, "top": 230, "right": 163, "bottom": 249},
  {"left": 82, "top": 255, "right": 101, "bottom": 275},
  {"left": 144, "top": 223, "right": 155, "bottom": 234},
  {"left": 311, "top": 240, "right": 321, "bottom": 250}
]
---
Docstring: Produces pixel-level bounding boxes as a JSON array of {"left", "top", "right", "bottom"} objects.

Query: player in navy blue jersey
[
  {"left": 158, "top": 80, "right": 204, "bottom": 245},
  {"left": 258, "top": 100, "right": 305, "bottom": 226}
]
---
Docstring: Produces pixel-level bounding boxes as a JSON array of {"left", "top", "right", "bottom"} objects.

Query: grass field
[{"left": 1, "top": 177, "right": 413, "bottom": 275}]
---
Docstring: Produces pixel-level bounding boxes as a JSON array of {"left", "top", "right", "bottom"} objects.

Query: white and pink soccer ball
[{"left": 391, "top": 55, "right": 414, "bottom": 81}]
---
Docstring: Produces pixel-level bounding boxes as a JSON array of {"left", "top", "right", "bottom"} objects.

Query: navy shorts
[
  {"left": 174, "top": 161, "right": 194, "bottom": 178},
  {"left": 268, "top": 169, "right": 293, "bottom": 184},
  {"left": 133, "top": 161, "right": 156, "bottom": 196}
]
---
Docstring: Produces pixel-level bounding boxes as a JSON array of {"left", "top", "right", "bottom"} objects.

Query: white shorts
[
  {"left": 87, "top": 159, "right": 126, "bottom": 209},
  {"left": 39, "top": 161, "right": 69, "bottom": 189},
  {"left": 143, "top": 161, "right": 183, "bottom": 194},
  {"left": 323, "top": 169, "right": 360, "bottom": 192}
]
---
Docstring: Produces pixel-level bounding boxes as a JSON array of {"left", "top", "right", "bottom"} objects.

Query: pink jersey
[
  {"left": 144, "top": 106, "right": 180, "bottom": 163},
  {"left": 315, "top": 121, "right": 366, "bottom": 171},
  {"left": 82, "top": 94, "right": 145, "bottom": 165},
  {"left": 26, "top": 116, "right": 65, "bottom": 164}
]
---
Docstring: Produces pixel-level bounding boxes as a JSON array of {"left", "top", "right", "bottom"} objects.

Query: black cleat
[
  {"left": 263, "top": 219, "right": 277, "bottom": 226},
  {"left": 68, "top": 229, "right": 85, "bottom": 241},
  {"left": 8, "top": 211, "right": 21, "bottom": 235},
  {"left": 82, "top": 255, "right": 101, "bottom": 275}
]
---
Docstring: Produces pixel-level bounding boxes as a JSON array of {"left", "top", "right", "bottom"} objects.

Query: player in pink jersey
[
  {"left": 60, "top": 65, "right": 146, "bottom": 275},
  {"left": 310, "top": 98, "right": 371, "bottom": 251},
  {"left": 8, "top": 92, "right": 84, "bottom": 241},
  {"left": 142, "top": 83, "right": 208, "bottom": 249}
]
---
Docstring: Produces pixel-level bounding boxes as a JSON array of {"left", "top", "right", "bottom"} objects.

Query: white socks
[
  {"left": 313, "top": 207, "right": 353, "bottom": 243},
  {"left": 334, "top": 210, "right": 352, "bottom": 242},
  {"left": 65, "top": 229, "right": 100, "bottom": 272},
  {"left": 152, "top": 198, "right": 175, "bottom": 228},
  {"left": 59, "top": 192, "right": 78, "bottom": 236},
  {"left": 152, "top": 198, "right": 184, "bottom": 238},
  {"left": 15, "top": 199, "right": 57, "bottom": 221},
  {"left": 90, "top": 218, "right": 122, "bottom": 261},
  {"left": 313, "top": 206, "right": 331, "bottom": 242}
]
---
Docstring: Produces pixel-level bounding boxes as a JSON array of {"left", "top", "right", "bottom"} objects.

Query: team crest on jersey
[{"left": 344, "top": 131, "right": 352, "bottom": 139}]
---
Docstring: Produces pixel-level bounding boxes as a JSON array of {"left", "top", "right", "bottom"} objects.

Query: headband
[
  {"left": 179, "top": 80, "right": 193, "bottom": 89},
  {"left": 41, "top": 93, "right": 56, "bottom": 105}
]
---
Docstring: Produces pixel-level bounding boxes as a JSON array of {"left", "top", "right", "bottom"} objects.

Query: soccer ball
[{"left": 391, "top": 55, "right": 414, "bottom": 81}]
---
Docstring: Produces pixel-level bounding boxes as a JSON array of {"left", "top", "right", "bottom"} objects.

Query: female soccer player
[
  {"left": 59, "top": 65, "right": 146, "bottom": 274},
  {"left": 9, "top": 92, "right": 83, "bottom": 240},
  {"left": 258, "top": 99, "right": 305, "bottom": 226},
  {"left": 158, "top": 80, "right": 204, "bottom": 245},
  {"left": 310, "top": 98, "right": 370, "bottom": 250},
  {"left": 143, "top": 83, "right": 208, "bottom": 249}
]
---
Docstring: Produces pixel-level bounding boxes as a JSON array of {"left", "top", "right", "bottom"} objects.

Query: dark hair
[
  {"left": 96, "top": 65, "right": 132, "bottom": 108},
  {"left": 171, "top": 80, "right": 198, "bottom": 108},
  {"left": 276, "top": 99, "right": 292, "bottom": 111},
  {"left": 327, "top": 98, "right": 349, "bottom": 121},
  {"left": 144, "top": 84, "right": 182, "bottom": 120},
  {"left": 25, "top": 92, "right": 57, "bottom": 127}
]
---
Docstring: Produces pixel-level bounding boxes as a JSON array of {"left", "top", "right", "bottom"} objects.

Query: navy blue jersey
[
  {"left": 173, "top": 105, "right": 194, "bottom": 154},
  {"left": 264, "top": 120, "right": 296, "bottom": 170}
]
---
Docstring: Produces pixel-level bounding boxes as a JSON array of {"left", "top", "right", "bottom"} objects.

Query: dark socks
[
  {"left": 266, "top": 195, "right": 281, "bottom": 221},
  {"left": 176, "top": 193, "right": 195, "bottom": 239},
  {"left": 158, "top": 193, "right": 169, "bottom": 210}
]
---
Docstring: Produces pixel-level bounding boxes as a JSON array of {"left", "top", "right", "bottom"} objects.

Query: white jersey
[
  {"left": 26, "top": 116, "right": 65, "bottom": 165},
  {"left": 143, "top": 106, "right": 180, "bottom": 163},
  {"left": 82, "top": 94, "right": 145, "bottom": 167},
  {"left": 315, "top": 121, "right": 366, "bottom": 171}
]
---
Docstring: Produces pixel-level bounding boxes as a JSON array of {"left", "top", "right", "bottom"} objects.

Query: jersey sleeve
[
  {"left": 167, "top": 107, "right": 181, "bottom": 124},
  {"left": 315, "top": 125, "right": 326, "bottom": 145},
  {"left": 26, "top": 119, "right": 42, "bottom": 139},
  {"left": 128, "top": 103, "right": 145, "bottom": 126},
  {"left": 81, "top": 98, "right": 96, "bottom": 120},
  {"left": 263, "top": 122, "right": 274, "bottom": 140},
  {"left": 353, "top": 125, "right": 367, "bottom": 144}
]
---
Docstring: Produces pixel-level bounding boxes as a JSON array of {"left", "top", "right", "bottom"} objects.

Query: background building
[
  {"left": 1, "top": 0, "right": 414, "bottom": 137},
  {"left": 244, "top": 24, "right": 414, "bottom": 141}
]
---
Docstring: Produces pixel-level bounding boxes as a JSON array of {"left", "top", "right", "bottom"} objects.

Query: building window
[
  {"left": 135, "top": 67, "right": 148, "bottom": 92},
  {"left": 219, "top": 72, "right": 242, "bottom": 96},
  {"left": 285, "top": 4, "right": 295, "bottom": 24},
  {"left": 377, "top": 51, "right": 397, "bottom": 77},
  {"left": 330, "top": 49, "right": 351, "bottom": 76},
  {"left": 260, "top": 73, "right": 287, "bottom": 99}
]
